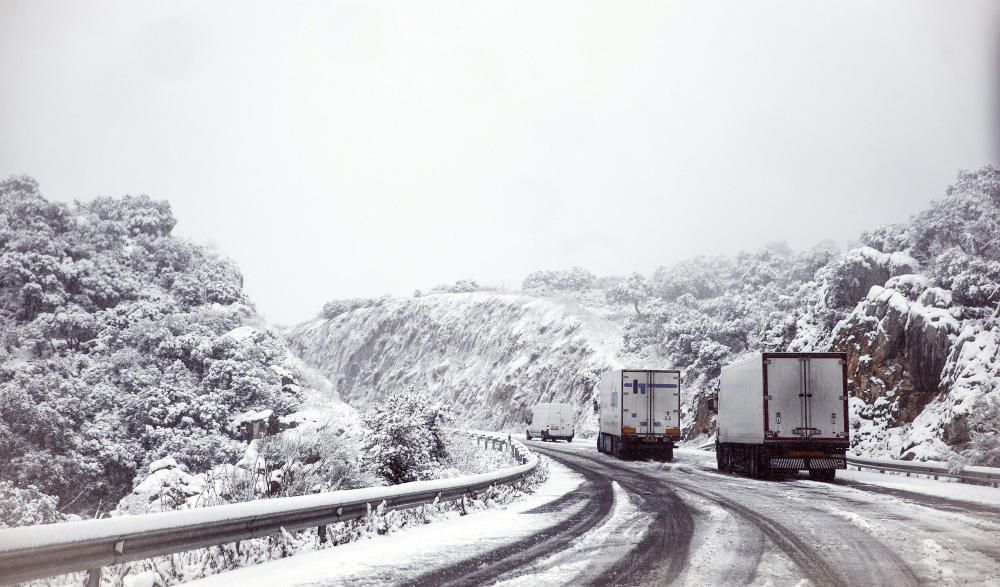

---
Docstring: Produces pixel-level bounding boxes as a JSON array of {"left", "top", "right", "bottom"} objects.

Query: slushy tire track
[
  {"left": 530, "top": 445, "right": 695, "bottom": 586},
  {"left": 408, "top": 458, "right": 615, "bottom": 586},
  {"left": 538, "top": 444, "right": 920, "bottom": 587}
]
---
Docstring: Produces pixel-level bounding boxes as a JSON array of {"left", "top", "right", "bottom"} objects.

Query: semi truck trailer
[
  {"left": 597, "top": 369, "right": 681, "bottom": 460},
  {"left": 525, "top": 402, "right": 575, "bottom": 441},
  {"left": 715, "top": 352, "right": 850, "bottom": 481}
]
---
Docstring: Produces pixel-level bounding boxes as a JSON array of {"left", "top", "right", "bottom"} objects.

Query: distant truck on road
[
  {"left": 525, "top": 402, "right": 575, "bottom": 442},
  {"left": 714, "top": 352, "right": 850, "bottom": 480},
  {"left": 597, "top": 369, "right": 681, "bottom": 460}
]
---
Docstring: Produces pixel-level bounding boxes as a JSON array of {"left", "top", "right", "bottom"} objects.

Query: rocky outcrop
[{"left": 830, "top": 279, "right": 960, "bottom": 458}]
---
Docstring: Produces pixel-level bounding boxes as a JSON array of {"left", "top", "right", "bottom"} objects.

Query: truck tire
[
  {"left": 716, "top": 444, "right": 723, "bottom": 470},
  {"left": 809, "top": 469, "right": 836, "bottom": 482}
]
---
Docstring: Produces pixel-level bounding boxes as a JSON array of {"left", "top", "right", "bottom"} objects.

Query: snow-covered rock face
[
  {"left": 285, "top": 292, "right": 623, "bottom": 435},
  {"left": 833, "top": 283, "right": 961, "bottom": 459}
]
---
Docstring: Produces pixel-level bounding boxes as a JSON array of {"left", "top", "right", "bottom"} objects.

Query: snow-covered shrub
[
  {"left": 0, "top": 481, "right": 62, "bottom": 528},
  {"left": 521, "top": 267, "right": 596, "bottom": 293},
  {"left": 359, "top": 387, "right": 451, "bottom": 484},
  {"left": 650, "top": 257, "right": 730, "bottom": 301},
  {"left": 908, "top": 165, "right": 1000, "bottom": 263},
  {"left": 320, "top": 297, "right": 385, "bottom": 319},
  {"left": 963, "top": 397, "right": 1000, "bottom": 467},
  {"left": 819, "top": 247, "right": 918, "bottom": 309},
  {"left": 436, "top": 434, "right": 520, "bottom": 477},
  {"left": 251, "top": 429, "right": 365, "bottom": 497},
  {"left": 859, "top": 223, "right": 909, "bottom": 254},
  {"left": 430, "top": 279, "right": 493, "bottom": 294},
  {"left": 930, "top": 248, "right": 1000, "bottom": 308}
]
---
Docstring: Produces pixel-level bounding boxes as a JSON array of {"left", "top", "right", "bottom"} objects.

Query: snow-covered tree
[
  {"left": 359, "top": 387, "right": 451, "bottom": 484},
  {"left": 606, "top": 273, "right": 652, "bottom": 317}
]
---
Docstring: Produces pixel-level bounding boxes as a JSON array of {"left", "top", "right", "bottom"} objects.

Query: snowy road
[
  {"left": 190, "top": 440, "right": 1000, "bottom": 586},
  {"left": 526, "top": 441, "right": 1000, "bottom": 586}
]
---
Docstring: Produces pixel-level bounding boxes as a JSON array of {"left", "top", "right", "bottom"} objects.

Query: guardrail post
[
  {"left": 86, "top": 568, "right": 101, "bottom": 587},
  {"left": 318, "top": 524, "right": 327, "bottom": 544}
]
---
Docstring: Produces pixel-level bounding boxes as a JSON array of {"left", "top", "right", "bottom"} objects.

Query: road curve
[
  {"left": 410, "top": 444, "right": 698, "bottom": 586},
  {"left": 533, "top": 441, "right": 1000, "bottom": 586},
  {"left": 413, "top": 439, "right": 1000, "bottom": 586}
]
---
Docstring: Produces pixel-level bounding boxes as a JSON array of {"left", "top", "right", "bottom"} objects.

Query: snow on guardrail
[
  {"left": 685, "top": 439, "right": 1000, "bottom": 488},
  {"left": 846, "top": 454, "right": 1000, "bottom": 487},
  {"left": 0, "top": 431, "right": 537, "bottom": 586}
]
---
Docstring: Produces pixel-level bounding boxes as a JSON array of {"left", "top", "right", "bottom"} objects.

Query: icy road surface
[{"left": 190, "top": 440, "right": 1000, "bottom": 586}]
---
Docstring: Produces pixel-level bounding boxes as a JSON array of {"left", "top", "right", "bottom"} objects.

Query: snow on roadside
[
  {"left": 835, "top": 468, "right": 1000, "bottom": 508},
  {"left": 675, "top": 447, "right": 1000, "bottom": 508},
  {"left": 184, "top": 458, "right": 582, "bottom": 587}
]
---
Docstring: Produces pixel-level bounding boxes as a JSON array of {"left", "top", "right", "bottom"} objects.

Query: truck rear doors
[
  {"left": 621, "top": 370, "right": 680, "bottom": 436},
  {"left": 548, "top": 403, "right": 568, "bottom": 434},
  {"left": 765, "top": 355, "right": 847, "bottom": 440}
]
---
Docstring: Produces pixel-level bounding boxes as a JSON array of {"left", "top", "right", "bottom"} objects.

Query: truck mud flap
[{"left": 770, "top": 457, "right": 845, "bottom": 470}]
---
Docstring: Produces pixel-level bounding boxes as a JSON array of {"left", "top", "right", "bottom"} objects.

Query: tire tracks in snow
[
  {"left": 539, "top": 443, "right": 919, "bottom": 587},
  {"left": 407, "top": 458, "right": 614, "bottom": 587},
  {"left": 664, "top": 459, "right": 921, "bottom": 587},
  {"left": 530, "top": 445, "right": 695, "bottom": 586}
]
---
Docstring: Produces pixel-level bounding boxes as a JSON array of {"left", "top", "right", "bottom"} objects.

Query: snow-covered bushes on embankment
[
  {"left": 36, "top": 423, "right": 544, "bottom": 587},
  {"left": 67, "top": 462, "right": 548, "bottom": 587},
  {"left": 0, "top": 176, "right": 316, "bottom": 524}
]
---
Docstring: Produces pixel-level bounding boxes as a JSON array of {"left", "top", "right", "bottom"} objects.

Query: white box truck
[
  {"left": 597, "top": 369, "right": 681, "bottom": 460},
  {"left": 525, "top": 402, "right": 575, "bottom": 442},
  {"left": 715, "top": 352, "right": 850, "bottom": 480}
]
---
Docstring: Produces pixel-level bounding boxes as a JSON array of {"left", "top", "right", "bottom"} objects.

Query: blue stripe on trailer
[{"left": 628, "top": 382, "right": 678, "bottom": 393}]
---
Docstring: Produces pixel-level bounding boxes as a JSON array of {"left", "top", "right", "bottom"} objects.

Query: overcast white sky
[{"left": 2, "top": 1, "right": 999, "bottom": 324}]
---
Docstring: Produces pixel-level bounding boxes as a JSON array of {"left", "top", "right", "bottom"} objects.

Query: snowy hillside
[
  {"left": 291, "top": 167, "right": 1000, "bottom": 467},
  {"left": 285, "top": 292, "right": 624, "bottom": 435}
]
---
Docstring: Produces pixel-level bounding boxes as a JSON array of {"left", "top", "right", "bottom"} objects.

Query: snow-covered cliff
[{"left": 285, "top": 292, "right": 623, "bottom": 435}]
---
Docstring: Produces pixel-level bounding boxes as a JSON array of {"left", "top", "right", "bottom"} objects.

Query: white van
[{"left": 525, "top": 402, "right": 575, "bottom": 442}]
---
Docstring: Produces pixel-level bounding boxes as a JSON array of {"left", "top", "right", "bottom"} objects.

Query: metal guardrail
[
  {"left": 0, "top": 432, "right": 535, "bottom": 586},
  {"left": 688, "top": 441, "right": 1000, "bottom": 488},
  {"left": 846, "top": 455, "right": 1000, "bottom": 487}
]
